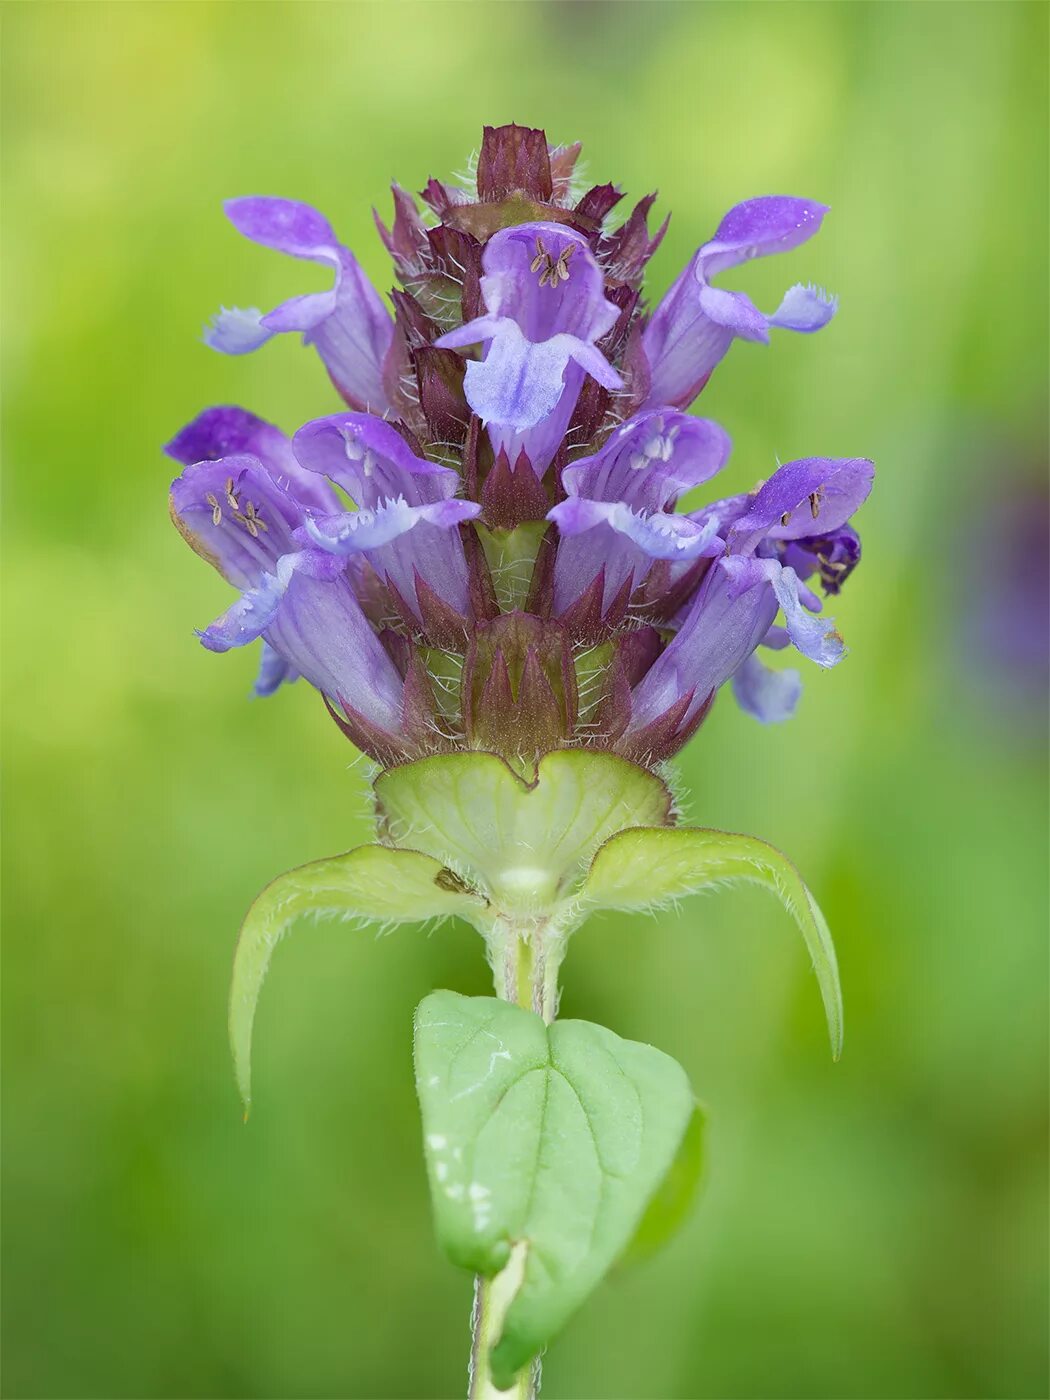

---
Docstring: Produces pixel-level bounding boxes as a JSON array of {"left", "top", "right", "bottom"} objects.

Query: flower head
[{"left": 170, "top": 123, "right": 871, "bottom": 772}]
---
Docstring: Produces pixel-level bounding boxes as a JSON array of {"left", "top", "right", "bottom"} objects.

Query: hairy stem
[
  {"left": 467, "top": 918, "right": 559, "bottom": 1399},
  {"left": 469, "top": 1244, "right": 538, "bottom": 1400}
]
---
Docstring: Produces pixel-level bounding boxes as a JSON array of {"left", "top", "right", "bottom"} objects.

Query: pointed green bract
[
  {"left": 376, "top": 750, "right": 672, "bottom": 916},
  {"left": 580, "top": 826, "right": 844, "bottom": 1058},
  {"left": 230, "top": 846, "right": 485, "bottom": 1113},
  {"left": 414, "top": 991, "right": 695, "bottom": 1389}
]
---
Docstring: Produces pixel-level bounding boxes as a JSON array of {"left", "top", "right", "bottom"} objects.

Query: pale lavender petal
[
  {"left": 300, "top": 498, "right": 480, "bottom": 556},
  {"left": 551, "top": 410, "right": 730, "bottom": 615},
  {"left": 206, "top": 307, "right": 272, "bottom": 354},
  {"left": 731, "top": 652, "right": 802, "bottom": 722},
  {"left": 492, "top": 360, "right": 587, "bottom": 476},
  {"left": 695, "top": 283, "right": 770, "bottom": 341},
  {"left": 444, "top": 321, "right": 620, "bottom": 433},
  {"left": 723, "top": 556, "right": 845, "bottom": 666},
  {"left": 770, "top": 564, "right": 845, "bottom": 667},
  {"left": 761, "top": 624, "right": 792, "bottom": 651},
  {"left": 253, "top": 641, "right": 298, "bottom": 697},
  {"left": 770, "top": 282, "right": 838, "bottom": 332},
  {"left": 550, "top": 499, "right": 722, "bottom": 561},
  {"left": 200, "top": 559, "right": 294, "bottom": 650},
  {"left": 433, "top": 313, "right": 504, "bottom": 352}
]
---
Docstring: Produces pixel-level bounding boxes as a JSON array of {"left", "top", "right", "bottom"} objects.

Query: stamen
[
  {"left": 205, "top": 492, "right": 222, "bottom": 527},
  {"left": 233, "top": 500, "right": 268, "bottom": 537},
  {"left": 224, "top": 477, "right": 239, "bottom": 511},
  {"left": 780, "top": 511, "right": 792, "bottom": 526},
  {"left": 809, "top": 488, "right": 824, "bottom": 519}
]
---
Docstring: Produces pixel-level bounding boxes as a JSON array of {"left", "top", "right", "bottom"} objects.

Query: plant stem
[
  {"left": 469, "top": 1245, "right": 539, "bottom": 1400},
  {"left": 467, "top": 919, "right": 558, "bottom": 1399}
]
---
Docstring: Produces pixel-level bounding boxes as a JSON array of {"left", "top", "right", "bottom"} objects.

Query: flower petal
[
  {"left": 199, "top": 551, "right": 404, "bottom": 730},
  {"left": 206, "top": 197, "right": 394, "bottom": 413},
  {"left": 434, "top": 222, "right": 623, "bottom": 471},
  {"left": 291, "top": 417, "right": 479, "bottom": 623},
  {"left": 561, "top": 410, "right": 731, "bottom": 514},
  {"left": 723, "top": 556, "right": 845, "bottom": 667},
  {"left": 170, "top": 454, "right": 301, "bottom": 590},
  {"left": 642, "top": 196, "right": 834, "bottom": 410},
  {"left": 550, "top": 410, "right": 729, "bottom": 616},
  {"left": 550, "top": 499, "right": 721, "bottom": 560},
  {"left": 770, "top": 282, "right": 838, "bottom": 333},
  {"left": 730, "top": 652, "right": 802, "bottom": 723},
  {"left": 292, "top": 412, "right": 459, "bottom": 508},
  {"left": 727, "top": 457, "right": 874, "bottom": 555},
  {"left": 301, "top": 498, "right": 480, "bottom": 556},
  {"left": 629, "top": 559, "right": 780, "bottom": 729},
  {"left": 253, "top": 641, "right": 298, "bottom": 697},
  {"left": 700, "top": 196, "right": 829, "bottom": 276},
  {"left": 477, "top": 222, "right": 618, "bottom": 342},
  {"left": 165, "top": 406, "right": 337, "bottom": 515},
  {"left": 460, "top": 322, "right": 618, "bottom": 432}
]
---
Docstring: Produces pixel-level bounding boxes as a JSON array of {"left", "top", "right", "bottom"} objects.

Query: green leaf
[
  {"left": 230, "top": 845, "right": 484, "bottom": 1114},
  {"left": 376, "top": 749, "right": 671, "bottom": 917},
  {"left": 621, "top": 1105, "right": 706, "bottom": 1266},
  {"left": 581, "top": 826, "right": 843, "bottom": 1059},
  {"left": 414, "top": 991, "right": 695, "bottom": 1387}
]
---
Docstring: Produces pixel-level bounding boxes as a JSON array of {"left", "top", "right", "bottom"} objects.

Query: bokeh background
[{"left": 4, "top": 2, "right": 1048, "bottom": 1397}]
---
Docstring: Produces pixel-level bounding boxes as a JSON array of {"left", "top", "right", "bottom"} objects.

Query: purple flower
[
  {"left": 435, "top": 223, "right": 623, "bottom": 473},
  {"left": 642, "top": 196, "right": 837, "bottom": 410},
  {"left": 629, "top": 456, "right": 874, "bottom": 738},
  {"left": 548, "top": 409, "right": 730, "bottom": 621},
  {"left": 205, "top": 198, "right": 395, "bottom": 415},
  {"left": 171, "top": 125, "right": 872, "bottom": 767},
  {"left": 290, "top": 412, "right": 480, "bottom": 630}
]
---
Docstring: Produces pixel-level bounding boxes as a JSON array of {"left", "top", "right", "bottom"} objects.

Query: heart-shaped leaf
[
  {"left": 414, "top": 991, "right": 695, "bottom": 1388},
  {"left": 580, "top": 826, "right": 843, "bottom": 1058},
  {"left": 231, "top": 846, "right": 485, "bottom": 1113},
  {"left": 621, "top": 1104, "right": 706, "bottom": 1266}
]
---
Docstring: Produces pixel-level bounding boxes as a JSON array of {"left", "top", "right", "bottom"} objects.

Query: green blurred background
[{"left": 4, "top": 2, "right": 1048, "bottom": 1397}]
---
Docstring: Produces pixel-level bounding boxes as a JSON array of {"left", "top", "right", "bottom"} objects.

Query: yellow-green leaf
[
  {"left": 230, "top": 845, "right": 484, "bottom": 1113},
  {"left": 581, "top": 826, "right": 843, "bottom": 1058}
]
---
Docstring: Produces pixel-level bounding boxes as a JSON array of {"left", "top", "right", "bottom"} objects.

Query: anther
[
  {"left": 205, "top": 492, "right": 222, "bottom": 527},
  {"left": 234, "top": 500, "right": 268, "bottom": 537}
]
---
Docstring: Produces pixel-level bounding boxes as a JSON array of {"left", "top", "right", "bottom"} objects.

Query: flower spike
[{"left": 169, "top": 124, "right": 874, "bottom": 1397}]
